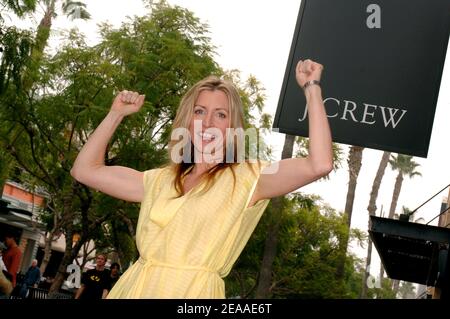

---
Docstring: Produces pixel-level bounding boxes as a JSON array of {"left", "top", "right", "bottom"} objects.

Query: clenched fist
[
  {"left": 110, "top": 90, "right": 145, "bottom": 117},
  {"left": 295, "top": 59, "right": 324, "bottom": 89}
]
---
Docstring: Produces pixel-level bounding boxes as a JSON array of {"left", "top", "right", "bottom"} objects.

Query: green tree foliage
[
  {"left": 0, "top": 24, "right": 34, "bottom": 94},
  {"left": 0, "top": 0, "right": 35, "bottom": 58},
  {"left": 397, "top": 281, "right": 416, "bottom": 299},
  {"left": 0, "top": 0, "right": 36, "bottom": 21},
  {"left": 0, "top": 3, "right": 35, "bottom": 187},
  {"left": 226, "top": 193, "right": 364, "bottom": 299},
  {"left": 295, "top": 136, "right": 343, "bottom": 173},
  {"left": 366, "top": 277, "right": 397, "bottom": 299}
]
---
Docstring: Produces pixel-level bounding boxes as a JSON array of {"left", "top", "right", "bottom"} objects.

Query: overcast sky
[{"left": 10, "top": 0, "right": 450, "bottom": 272}]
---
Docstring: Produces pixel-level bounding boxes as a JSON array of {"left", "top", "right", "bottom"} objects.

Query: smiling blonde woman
[{"left": 71, "top": 59, "right": 333, "bottom": 298}]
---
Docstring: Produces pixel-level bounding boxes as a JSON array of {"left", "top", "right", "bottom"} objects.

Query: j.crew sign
[{"left": 274, "top": 0, "right": 450, "bottom": 157}]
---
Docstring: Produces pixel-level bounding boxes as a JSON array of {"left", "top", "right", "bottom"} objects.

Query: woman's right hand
[
  {"left": 110, "top": 90, "right": 145, "bottom": 116},
  {"left": 71, "top": 89, "right": 146, "bottom": 203}
]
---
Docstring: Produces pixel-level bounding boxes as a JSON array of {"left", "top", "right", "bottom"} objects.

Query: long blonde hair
[{"left": 168, "top": 76, "right": 245, "bottom": 196}]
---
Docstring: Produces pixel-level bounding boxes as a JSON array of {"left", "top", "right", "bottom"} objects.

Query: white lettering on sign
[
  {"left": 366, "top": 4, "right": 381, "bottom": 29},
  {"left": 298, "top": 97, "right": 407, "bottom": 129}
]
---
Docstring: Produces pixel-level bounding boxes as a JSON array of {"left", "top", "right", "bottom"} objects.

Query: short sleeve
[
  {"left": 138, "top": 167, "right": 172, "bottom": 232},
  {"left": 142, "top": 167, "right": 166, "bottom": 203},
  {"left": 239, "top": 160, "right": 271, "bottom": 209}
]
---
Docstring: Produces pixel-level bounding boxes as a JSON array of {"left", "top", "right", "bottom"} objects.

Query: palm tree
[
  {"left": 336, "top": 145, "right": 364, "bottom": 280},
  {"left": 379, "top": 154, "right": 421, "bottom": 284},
  {"left": 23, "top": 0, "right": 90, "bottom": 91},
  {"left": 360, "top": 151, "right": 390, "bottom": 298},
  {"left": 0, "top": 1, "right": 37, "bottom": 91},
  {"left": 0, "top": 0, "right": 37, "bottom": 20},
  {"left": 344, "top": 146, "right": 365, "bottom": 228},
  {"left": 387, "top": 154, "right": 421, "bottom": 219}
]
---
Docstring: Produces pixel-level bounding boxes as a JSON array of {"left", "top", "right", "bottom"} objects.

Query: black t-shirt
[
  {"left": 110, "top": 275, "right": 120, "bottom": 288},
  {"left": 80, "top": 268, "right": 111, "bottom": 299}
]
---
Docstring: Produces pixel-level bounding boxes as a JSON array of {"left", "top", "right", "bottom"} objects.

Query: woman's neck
[{"left": 190, "top": 162, "right": 218, "bottom": 176}]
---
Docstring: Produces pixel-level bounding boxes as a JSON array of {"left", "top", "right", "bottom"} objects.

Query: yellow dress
[{"left": 107, "top": 161, "right": 270, "bottom": 299}]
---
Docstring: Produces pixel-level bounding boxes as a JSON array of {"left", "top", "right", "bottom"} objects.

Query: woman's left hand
[{"left": 295, "top": 59, "right": 324, "bottom": 88}]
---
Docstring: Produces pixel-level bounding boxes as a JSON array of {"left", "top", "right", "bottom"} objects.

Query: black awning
[
  {"left": 369, "top": 216, "right": 450, "bottom": 288},
  {"left": 0, "top": 203, "right": 46, "bottom": 231}
]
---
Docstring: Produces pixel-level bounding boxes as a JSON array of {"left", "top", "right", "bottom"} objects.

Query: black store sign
[{"left": 274, "top": 0, "right": 450, "bottom": 157}]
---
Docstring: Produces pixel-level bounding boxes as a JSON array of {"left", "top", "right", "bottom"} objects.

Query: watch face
[{"left": 274, "top": 0, "right": 450, "bottom": 157}]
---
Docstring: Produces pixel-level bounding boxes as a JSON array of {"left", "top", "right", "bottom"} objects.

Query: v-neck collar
[
  {"left": 148, "top": 167, "right": 207, "bottom": 227},
  {"left": 180, "top": 166, "right": 209, "bottom": 197}
]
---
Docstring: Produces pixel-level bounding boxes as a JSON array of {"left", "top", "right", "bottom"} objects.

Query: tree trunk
[
  {"left": 49, "top": 182, "right": 86, "bottom": 294},
  {"left": 361, "top": 238, "right": 373, "bottom": 298},
  {"left": 379, "top": 264, "right": 385, "bottom": 288},
  {"left": 39, "top": 230, "right": 56, "bottom": 275},
  {"left": 367, "top": 151, "right": 390, "bottom": 217},
  {"left": 49, "top": 227, "right": 77, "bottom": 294},
  {"left": 383, "top": 171, "right": 404, "bottom": 297},
  {"left": 254, "top": 201, "right": 283, "bottom": 299},
  {"left": 361, "top": 151, "right": 390, "bottom": 298},
  {"left": 388, "top": 172, "right": 404, "bottom": 219},
  {"left": 41, "top": 207, "right": 64, "bottom": 275},
  {"left": 336, "top": 146, "right": 364, "bottom": 280},
  {"left": 22, "top": 0, "right": 55, "bottom": 91},
  {"left": 392, "top": 279, "right": 401, "bottom": 298},
  {"left": 344, "top": 146, "right": 364, "bottom": 228},
  {"left": 255, "top": 134, "right": 295, "bottom": 299}
]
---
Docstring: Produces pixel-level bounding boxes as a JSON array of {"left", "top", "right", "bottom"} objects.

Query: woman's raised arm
[
  {"left": 71, "top": 91, "right": 146, "bottom": 202},
  {"left": 249, "top": 59, "right": 333, "bottom": 206}
]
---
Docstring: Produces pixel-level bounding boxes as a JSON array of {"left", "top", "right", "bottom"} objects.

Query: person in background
[
  {"left": 0, "top": 242, "right": 12, "bottom": 298},
  {"left": 19, "top": 259, "right": 41, "bottom": 298},
  {"left": 0, "top": 242, "right": 8, "bottom": 272},
  {"left": 0, "top": 267, "right": 13, "bottom": 299},
  {"left": 2, "top": 232, "right": 22, "bottom": 287},
  {"left": 0, "top": 241, "right": 7, "bottom": 271},
  {"left": 109, "top": 262, "right": 121, "bottom": 288},
  {"left": 74, "top": 253, "right": 111, "bottom": 299}
]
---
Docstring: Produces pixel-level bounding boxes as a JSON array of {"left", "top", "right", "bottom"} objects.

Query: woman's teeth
[{"left": 199, "top": 132, "right": 216, "bottom": 141}]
